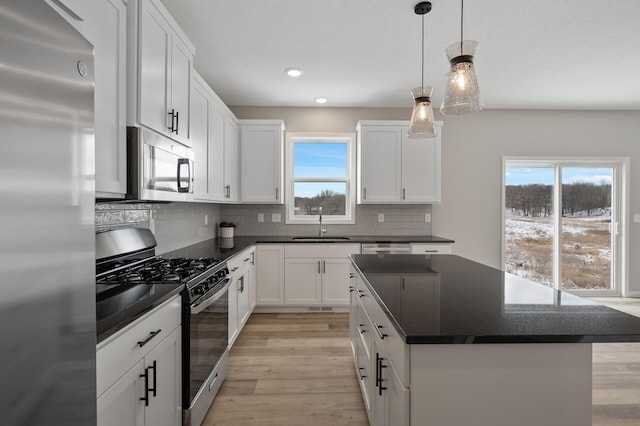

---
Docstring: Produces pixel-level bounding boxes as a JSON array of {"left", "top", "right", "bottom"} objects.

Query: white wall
[{"left": 232, "top": 106, "right": 640, "bottom": 294}]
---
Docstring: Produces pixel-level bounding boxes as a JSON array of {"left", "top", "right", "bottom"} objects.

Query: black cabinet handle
[
  {"left": 137, "top": 329, "right": 162, "bottom": 347},
  {"left": 377, "top": 354, "right": 387, "bottom": 396},
  {"left": 348, "top": 273, "right": 355, "bottom": 278},
  {"left": 358, "top": 323, "right": 366, "bottom": 334},
  {"left": 348, "top": 286, "right": 355, "bottom": 293},
  {"left": 149, "top": 360, "right": 157, "bottom": 398},
  {"left": 140, "top": 367, "right": 150, "bottom": 406},
  {"left": 357, "top": 289, "right": 366, "bottom": 298},
  {"left": 374, "top": 323, "right": 387, "bottom": 340},
  {"left": 168, "top": 109, "right": 176, "bottom": 133},
  {"left": 358, "top": 367, "right": 366, "bottom": 380},
  {"left": 175, "top": 111, "right": 179, "bottom": 134}
]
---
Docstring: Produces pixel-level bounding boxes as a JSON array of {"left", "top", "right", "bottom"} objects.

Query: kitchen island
[{"left": 349, "top": 254, "right": 640, "bottom": 426}]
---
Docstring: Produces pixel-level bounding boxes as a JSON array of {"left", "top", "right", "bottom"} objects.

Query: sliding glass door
[{"left": 504, "top": 159, "right": 624, "bottom": 295}]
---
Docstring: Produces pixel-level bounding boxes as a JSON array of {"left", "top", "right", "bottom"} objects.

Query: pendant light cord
[
  {"left": 460, "top": 0, "right": 464, "bottom": 54},
  {"left": 421, "top": 13, "right": 425, "bottom": 88}
]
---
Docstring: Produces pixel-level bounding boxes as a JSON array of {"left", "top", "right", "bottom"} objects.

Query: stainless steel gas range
[{"left": 96, "top": 228, "right": 230, "bottom": 426}]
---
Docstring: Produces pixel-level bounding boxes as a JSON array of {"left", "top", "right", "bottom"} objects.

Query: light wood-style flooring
[{"left": 204, "top": 299, "right": 640, "bottom": 426}]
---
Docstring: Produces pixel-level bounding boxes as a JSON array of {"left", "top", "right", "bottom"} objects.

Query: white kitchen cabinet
[
  {"left": 228, "top": 246, "right": 256, "bottom": 346},
  {"left": 357, "top": 120, "right": 442, "bottom": 204},
  {"left": 372, "top": 339, "right": 409, "bottom": 426},
  {"left": 410, "top": 243, "right": 452, "bottom": 254},
  {"left": 48, "top": 0, "right": 127, "bottom": 197},
  {"left": 191, "top": 71, "right": 237, "bottom": 202},
  {"left": 239, "top": 120, "right": 285, "bottom": 203},
  {"left": 97, "top": 295, "right": 182, "bottom": 426},
  {"left": 256, "top": 244, "right": 285, "bottom": 306},
  {"left": 283, "top": 244, "right": 361, "bottom": 307},
  {"left": 223, "top": 118, "right": 239, "bottom": 201},
  {"left": 128, "top": 0, "right": 194, "bottom": 146}
]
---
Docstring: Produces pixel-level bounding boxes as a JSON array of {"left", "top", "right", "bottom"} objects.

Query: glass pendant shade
[
  {"left": 440, "top": 40, "right": 484, "bottom": 116},
  {"left": 408, "top": 86, "right": 436, "bottom": 138}
]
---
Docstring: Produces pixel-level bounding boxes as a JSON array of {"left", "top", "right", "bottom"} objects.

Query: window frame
[
  {"left": 285, "top": 132, "right": 356, "bottom": 225},
  {"left": 501, "top": 156, "right": 629, "bottom": 297}
]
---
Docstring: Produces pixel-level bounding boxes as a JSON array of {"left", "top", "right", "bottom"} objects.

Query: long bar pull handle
[
  {"left": 348, "top": 286, "right": 355, "bottom": 293},
  {"left": 363, "top": 188, "right": 367, "bottom": 200},
  {"left": 357, "top": 323, "right": 366, "bottom": 334},
  {"left": 377, "top": 354, "right": 387, "bottom": 396},
  {"left": 148, "top": 361, "right": 157, "bottom": 398},
  {"left": 137, "top": 329, "right": 162, "bottom": 347},
  {"left": 424, "top": 250, "right": 439, "bottom": 253},
  {"left": 402, "top": 188, "right": 406, "bottom": 200},
  {"left": 167, "top": 109, "right": 176, "bottom": 133},
  {"left": 140, "top": 367, "right": 150, "bottom": 406},
  {"left": 357, "top": 289, "right": 366, "bottom": 298},
  {"left": 318, "top": 261, "right": 321, "bottom": 274},
  {"left": 175, "top": 111, "right": 179, "bottom": 134},
  {"left": 348, "top": 273, "right": 355, "bottom": 278},
  {"left": 322, "top": 260, "right": 326, "bottom": 274},
  {"left": 275, "top": 187, "right": 279, "bottom": 200}
]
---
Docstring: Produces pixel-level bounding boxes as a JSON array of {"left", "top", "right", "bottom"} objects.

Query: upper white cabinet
[
  {"left": 357, "top": 121, "right": 442, "bottom": 204},
  {"left": 191, "top": 71, "right": 238, "bottom": 202},
  {"left": 48, "top": 0, "right": 128, "bottom": 197},
  {"left": 127, "top": 0, "right": 195, "bottom": 146},
  {"left": 239, "top": 120, "right": 285, "bottom": 203}
]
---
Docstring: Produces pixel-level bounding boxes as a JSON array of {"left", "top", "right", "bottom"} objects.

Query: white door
[
  {"left": 144, "top": 328, "right": 181, "bottom": 426},
  {"left": 169, "top": 37, "right": 192, "bottom": 145},
  {"left": 401, "top": 131, "right": 440, "bottom": 203},
  {"left": 359, "top": 126, "right": 401, "bottom": 203},
  {"left": 321, "top": 257, "right": 352, "bottom": 305},
  {"left": 97, "top": 360, "right": 145, "bottom": 426},
  {"left": 284, "top": 258, "right": 322, "bottom": 305}
]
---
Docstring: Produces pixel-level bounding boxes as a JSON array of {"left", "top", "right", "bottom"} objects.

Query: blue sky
[
  {"left": 505, "top": 167, "right": 613, "bottom": 186},
  {"left": 294, "top": 142, "right": 347, "bottom": 178}
]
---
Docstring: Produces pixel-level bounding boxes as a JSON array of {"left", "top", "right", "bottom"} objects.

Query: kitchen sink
[{"left": 292, "top": 236, "right": 351, "bottom": 241}]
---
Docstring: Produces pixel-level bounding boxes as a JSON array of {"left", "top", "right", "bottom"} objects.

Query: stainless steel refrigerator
[{"left": 0, "top": 0, "right": 96, "bottom": 424}]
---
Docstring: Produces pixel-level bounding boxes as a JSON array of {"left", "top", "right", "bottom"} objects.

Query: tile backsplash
[
  {"left": 95, "top": 202, "right": 221, "bottom": 255},
  {"left": 220, "top": 204, "right": 432, "bottom": 236}
]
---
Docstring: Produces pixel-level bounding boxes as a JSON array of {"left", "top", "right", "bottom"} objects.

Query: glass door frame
[{"left": 502, "top": 156, "right": 630, "bottom": 297}]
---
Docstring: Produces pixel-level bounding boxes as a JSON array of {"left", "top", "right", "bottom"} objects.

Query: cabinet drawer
[
  {"left": 228, "top": 246, "right": 254, "bottom": 274},
  {"left": 96, "top": 295, "right": 181, "bottom": 397},
  {"left": 357, "top": 279, "right": 409, "bottom": 387},
  {"left": 410, "top": 243, "right": 451, "bottom": 254},
  {"left": 355, "top": 300, "right": 372, "bottom": 361},
  {"left": 284, "top": 243, "right": 361, "bottom": 258}
]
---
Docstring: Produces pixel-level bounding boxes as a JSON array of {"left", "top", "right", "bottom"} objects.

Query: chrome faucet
[{"left": 318, "top": 206, "right": 327, "bottom": 237}]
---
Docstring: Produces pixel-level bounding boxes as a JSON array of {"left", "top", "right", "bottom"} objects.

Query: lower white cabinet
[
  {"left": 97, "top": 296, "right": 182, "bottom": 426},
  {"left": 350, "top": 263, "right": 409, "bottom": 426},
  {"left": 283, "top": 244, "right": 361, "bottom": 307},
  {"left": 228, "top": 246, "right": 256, "bottom": 346},
  {"left": 256, "top": 245, "right": 285, "bottom": 306}
]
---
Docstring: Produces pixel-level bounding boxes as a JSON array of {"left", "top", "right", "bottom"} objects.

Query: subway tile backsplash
[
  {"left": 220, "top": 204, "right": 432, "bottom": 236},
  {"left": 95, "top": 202, "right": 221, "bottom": 255},
  {"left": 95, "top": 202, "right": 432, "bottom": 254}
]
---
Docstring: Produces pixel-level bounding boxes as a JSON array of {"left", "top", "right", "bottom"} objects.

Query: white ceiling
[{"left": 159, "top": 0, "right": 640, "bottom": 110}]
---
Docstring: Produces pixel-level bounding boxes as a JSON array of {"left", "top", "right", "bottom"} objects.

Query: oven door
[{"left": 184, "top": 279, "right": 230, "bottom": 419}]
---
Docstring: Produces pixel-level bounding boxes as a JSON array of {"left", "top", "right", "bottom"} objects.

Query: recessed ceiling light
[
  {"left": 285, "top": 68, "right": 303, "bottom": 77},
  {"left": 315, "top": 97, "right": 328, "bottom": 104}
]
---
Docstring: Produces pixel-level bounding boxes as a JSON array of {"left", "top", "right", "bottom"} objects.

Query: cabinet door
[
  {"left": 223, "top": 119, "right": 239, "bottom": 201},
  {"left": 144, "top": 327, "right": 182, "bottom": 426},
  {"left": 97, "top": 359, "right": 145, "bottom": 426},
  {"left": 248, "top": 250, "right": 257, "bottom": 311},
  {"left": 50, "top": 0, "right": 127, "bottom": 196},
  {"left": 372, "top": 340, "right": 409, "bottom": 426},
  {"left": 322, "top": 257, "right": 353, "bottom": 305},
  {"left": 138, "top": 0, "right": 171, "bottom": 136},
  {"left": 191, "top": 77, "right": 211, "bottom": 200},
  {"left": 284, "top": 258, "right": 322, "bottom": 305},
  {"left": 401, "top": 130, "right": 441, "bottom": 203},
  {"left": 169, "top": 36, "right": 192, "bottom": 145},
  {"left": 237, "top": 273, "right": 251, "bottom": 327},
  {"left": 256, "top": 245, "right": 284, "bottom": 305},
  {"left": 228, "top": 275, "right": 239, "bottom": 345},
  {"left": 359, "top": 126, "right": 402, "bottom": 203},
  {"left": 240, "top": 123, "right": 283, "bottom": 203}
]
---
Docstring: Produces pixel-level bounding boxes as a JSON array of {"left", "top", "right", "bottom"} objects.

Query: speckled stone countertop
[{"left": 350, "top": 254, "right": 640, "bottom": 344}]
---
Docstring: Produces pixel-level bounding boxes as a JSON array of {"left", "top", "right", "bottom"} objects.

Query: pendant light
[
  {"left": 408, "top": 1, "right": 436, "bottom": 138},
  {"left": 440, "top": 0, "right": 484, "bottom": 115}
]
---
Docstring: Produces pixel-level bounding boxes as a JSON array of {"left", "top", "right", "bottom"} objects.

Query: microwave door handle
[{"left": 177, "top": 158, "right": 190, "bottom": 193}]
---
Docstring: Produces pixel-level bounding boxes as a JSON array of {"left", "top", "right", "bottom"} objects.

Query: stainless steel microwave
[{"left": 127, "top": 126, "right": 194, "bottom": 201}]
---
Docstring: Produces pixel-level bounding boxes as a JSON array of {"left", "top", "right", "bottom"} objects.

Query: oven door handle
[{"left": 190, "top": 277, "right": 232, "bottom": 314}]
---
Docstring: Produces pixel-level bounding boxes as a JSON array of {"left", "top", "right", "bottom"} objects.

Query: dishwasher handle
[{"left": 361, "top": 244, "right": 411, "bottom": 255}]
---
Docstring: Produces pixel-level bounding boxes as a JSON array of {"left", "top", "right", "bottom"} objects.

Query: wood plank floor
[{"left": 203, "top": 300, "right": 640, "bottom": 426}]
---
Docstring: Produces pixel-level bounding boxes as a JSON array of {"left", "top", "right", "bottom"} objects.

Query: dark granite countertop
[
  {"left": 350, "top": 254, "right": 640, "bottom": 344},
  {"left": 159, "top": 235, "right": 454, "bottom": 261}
]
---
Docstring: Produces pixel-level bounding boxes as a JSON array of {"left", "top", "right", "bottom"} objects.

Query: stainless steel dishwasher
[{"left": 361, "top": 243, "right": 411, "bottom": 254}]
